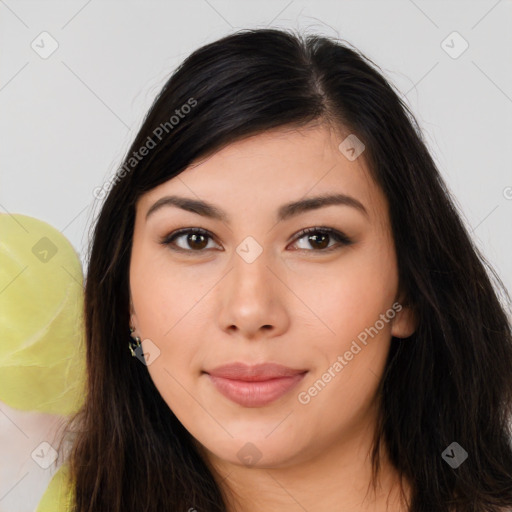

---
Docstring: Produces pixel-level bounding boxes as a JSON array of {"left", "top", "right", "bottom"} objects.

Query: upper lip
[{"left": 205, "top": 362, "right": 307, "bottom": 382}]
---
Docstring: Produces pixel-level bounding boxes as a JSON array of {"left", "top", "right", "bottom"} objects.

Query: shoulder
[{"left": 36, "top": 463, "right": 74, "bottom": 512}]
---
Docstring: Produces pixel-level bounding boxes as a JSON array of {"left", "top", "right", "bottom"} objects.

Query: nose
[{"left": 217, "top": 248, "right": 290, "bottom": 341}]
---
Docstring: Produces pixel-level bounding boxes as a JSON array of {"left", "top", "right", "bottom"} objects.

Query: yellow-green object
[
  {"left": 36, "top": 463, "right": 74, "bottom": 512},
  {"left": 0, "top": 213, "right": 86, "bottom": 415}
]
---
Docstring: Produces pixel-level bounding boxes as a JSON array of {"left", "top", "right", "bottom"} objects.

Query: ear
[{"left": 390, "top": 296, "right": 418, "bottom": 339}]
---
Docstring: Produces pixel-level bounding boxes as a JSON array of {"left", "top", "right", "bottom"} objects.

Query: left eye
[
  {"left": 159, "top": 227, "right": 352, "bottom": 253},
  {"left": 160, "top": 228, "right": 219, "bottom": 252},
  {"left": 290, "top": 227, "right": 353, "bottom": 252}
]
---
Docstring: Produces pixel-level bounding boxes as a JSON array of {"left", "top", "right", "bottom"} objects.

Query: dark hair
[{"left": 66, "top": 28, "right": 512, "bottom": 511}]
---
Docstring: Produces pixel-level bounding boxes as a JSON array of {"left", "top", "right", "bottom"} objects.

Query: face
[{"left": 129, "top": 122, "right": 415, "bottom": 472}]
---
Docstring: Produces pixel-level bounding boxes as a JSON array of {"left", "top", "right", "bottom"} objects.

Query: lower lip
[{"left": 207, "top": 373, "right": 307, "bottom": 407}]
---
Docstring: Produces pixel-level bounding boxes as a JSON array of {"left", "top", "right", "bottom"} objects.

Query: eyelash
[{"left": 159, "top": 226, "right": 353, "bottom": 254}]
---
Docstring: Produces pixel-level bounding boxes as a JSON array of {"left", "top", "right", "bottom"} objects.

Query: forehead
[{"left": 137, "top": 123, "right": 387, "bottom": 226}]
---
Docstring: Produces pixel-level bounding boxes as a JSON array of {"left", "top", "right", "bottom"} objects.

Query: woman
[{"left": 38, "top": 28, "right": 512, "bottom": 511}]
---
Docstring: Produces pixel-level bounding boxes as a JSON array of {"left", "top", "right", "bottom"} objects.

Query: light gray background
[
  {"left": 1, "top": 0, "right": 511, "bottom": 292},
  {"left": 1, "top": 1, "right": 511, "bottom": 510}
]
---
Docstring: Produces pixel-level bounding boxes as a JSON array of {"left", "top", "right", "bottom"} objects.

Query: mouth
[{"left": 203, "top": 362, "right": 308, "bottom": 407}]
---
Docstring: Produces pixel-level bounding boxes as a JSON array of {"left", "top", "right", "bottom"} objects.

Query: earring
[{"left": 128, "top": 325, "right": 141, "bottom": 357}]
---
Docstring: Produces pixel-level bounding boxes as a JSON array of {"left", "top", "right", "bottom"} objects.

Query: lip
[{"left": 204, "top": 363, "right": 308, "bottom": 407}]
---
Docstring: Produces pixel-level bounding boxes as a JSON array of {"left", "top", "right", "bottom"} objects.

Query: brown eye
[
  {"left": 290, "top": 227, "right": 353, "bottom": 252},
  {"left": 305, "top": 232, "right": 329, "bottom": 250},
  {"left": 160, "top": 226, "right": 352, "bottom": 254},
  {"left": 160, "top": 228, "right": 219, "bottom": 252},
  {"left": 184, "top": 233, "right": 209, "bottom": 250}
]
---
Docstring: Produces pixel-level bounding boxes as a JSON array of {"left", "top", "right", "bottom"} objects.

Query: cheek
[
  {"left": 292, "top": 238, "right": 398, "bottom": 346},
  {"left": 294, "top": 239, "right": 397, "bottom": 422},
  {"left": 129, "top": 250, "right": 207, "bottom": 388},
  {"left": 130, "top": 243, "right": 205, "bottom": 338},
  {"left": 140, "top": 306, "right": 204, "bottom": 417},
  {"left": 132, "top": 270, "right": 202, "bottom": 366}
]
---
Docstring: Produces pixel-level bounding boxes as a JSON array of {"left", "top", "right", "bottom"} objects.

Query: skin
[{"left": 129, "top": 122, "right": 417, "bottom": 511}]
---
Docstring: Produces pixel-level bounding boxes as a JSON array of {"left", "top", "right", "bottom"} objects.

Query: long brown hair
[{"left": 64, "top": 28, "right": 512, "bottom": 511}]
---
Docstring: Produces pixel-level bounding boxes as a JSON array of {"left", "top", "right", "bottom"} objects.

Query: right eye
[{"left": 159, "top": 228, "right": 222, "bottom": 253}]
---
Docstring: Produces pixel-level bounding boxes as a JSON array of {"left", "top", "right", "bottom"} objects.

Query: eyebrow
[{"left": 145, "top": 193, "right": 369, "bottom": 223}]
